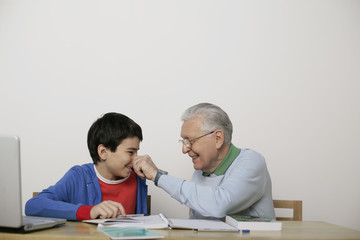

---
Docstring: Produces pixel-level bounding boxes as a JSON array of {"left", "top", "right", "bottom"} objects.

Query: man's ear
[
  {"left": 215, "top": 130, "right": 225, "bottom": 149},
  {"left": 97, "top": 144, "right": 108, "bottom": 161}
]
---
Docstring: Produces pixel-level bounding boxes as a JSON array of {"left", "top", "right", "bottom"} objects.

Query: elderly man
[{"left": 133, "top": 103, "right": 275, "bottom": 220}]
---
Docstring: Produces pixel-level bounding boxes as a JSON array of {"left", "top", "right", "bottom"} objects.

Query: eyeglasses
[{"left": 179, "top": 131, "right": 215, "bottom": 148}]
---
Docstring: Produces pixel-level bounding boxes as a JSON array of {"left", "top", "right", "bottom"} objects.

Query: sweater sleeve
[
  {"left": 25, "top": 165, "right": 98, "bottom": 220},
  {"left": 76, "top": 205, "right": 94, "bottom": 220}
]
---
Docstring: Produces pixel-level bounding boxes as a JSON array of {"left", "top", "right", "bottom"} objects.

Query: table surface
[{"left": 1, "top": 221, "right": 360, "bottom": 240}]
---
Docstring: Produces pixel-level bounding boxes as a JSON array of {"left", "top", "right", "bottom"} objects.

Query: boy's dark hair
[{"left": 87, "top": 112, "right": 143, "bottom": 164}]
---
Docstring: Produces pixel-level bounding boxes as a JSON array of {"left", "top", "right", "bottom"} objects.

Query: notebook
[{"left": 0, "top": 135, "right": 66, "bottom": 232}]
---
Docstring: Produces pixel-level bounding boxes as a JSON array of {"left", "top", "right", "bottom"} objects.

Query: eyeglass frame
[{"left": 178, "top": 130, "right": 215, "bottom": 148}]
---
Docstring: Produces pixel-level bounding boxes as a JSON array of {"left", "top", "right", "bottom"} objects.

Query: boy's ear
[{"left": 97, "top": 144, "right": 108, "bottom": 161}]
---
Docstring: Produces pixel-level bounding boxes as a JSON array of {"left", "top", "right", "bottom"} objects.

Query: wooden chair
[
  {"left": 273, "top": 199, "right": 302, "bottom": 221},
  {"left": 33, "top": 192, "right": 40, "bottom": 197},
  {"left": 33, "top": 192, "right": 152, "bottom": 215},
  {"left": 146, "top": 195, "right": 151, "bottom": 215}
]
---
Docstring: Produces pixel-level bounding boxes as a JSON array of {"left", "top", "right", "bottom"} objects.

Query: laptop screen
[{"left": 0, "top": 135, "right": 24, "bottom": 228}]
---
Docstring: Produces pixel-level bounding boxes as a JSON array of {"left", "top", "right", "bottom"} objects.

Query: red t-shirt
[{"left": 76, "top": 170, "right": 137, "bottom": 220}]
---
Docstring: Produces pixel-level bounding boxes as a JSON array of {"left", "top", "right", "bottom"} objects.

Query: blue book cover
[{"left": 98, "top": 226, "right": 164, "bottom": 239}]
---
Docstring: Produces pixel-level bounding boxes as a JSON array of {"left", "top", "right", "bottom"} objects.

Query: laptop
[{"left": 0, "top": 135, "right": 66, "bottom": 232}]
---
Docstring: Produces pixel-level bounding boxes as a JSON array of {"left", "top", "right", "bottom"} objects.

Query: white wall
[{"left": 1, "top": 0, "right": 359, "bottom": 231}]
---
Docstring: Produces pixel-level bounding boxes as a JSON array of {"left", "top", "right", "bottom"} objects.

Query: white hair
[{"left": 181, "top": 103, "right": 233, "bottom": 144}]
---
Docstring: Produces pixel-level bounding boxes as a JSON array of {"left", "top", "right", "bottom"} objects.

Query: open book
[
  {"left": 84, "top": 214, "right": 167, "bottom": 229},
  {"left": 84, "top": 214, "right": 238, "bottom": 232}
]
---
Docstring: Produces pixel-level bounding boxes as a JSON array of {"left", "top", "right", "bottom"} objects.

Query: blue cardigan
[{"left": 25, "top": 163, "right": 148, "bottom": 220}]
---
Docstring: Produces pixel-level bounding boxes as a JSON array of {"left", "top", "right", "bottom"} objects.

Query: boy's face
[{"left": 100, "top": 137, "right": 140, "bottom": 180}]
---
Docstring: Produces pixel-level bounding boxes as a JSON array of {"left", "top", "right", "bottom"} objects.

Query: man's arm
[{"left": 133, "top": 152, "right": 269, "bottom": 219}]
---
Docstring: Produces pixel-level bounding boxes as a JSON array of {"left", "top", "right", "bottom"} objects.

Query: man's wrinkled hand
[{"left": 133, "top": 155, "right": 158, "bottom": 181}]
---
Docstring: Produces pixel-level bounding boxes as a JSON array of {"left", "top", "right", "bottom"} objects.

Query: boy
[{"left": 25, "top": 112, "right": 148, "bottom": 220}]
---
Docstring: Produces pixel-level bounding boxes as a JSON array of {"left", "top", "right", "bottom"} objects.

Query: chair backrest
[
  {"left": 33, "top": 192, "right": 152, "bottom": 215},
  {"left": 273, "top": 199, "right": 302, "bottom": 221},
  {"left": 33, "top": 192, "right": 40, "bottom": 197},
  {"left": 146, "top": 195, "right": 151, "bottom": 215}
]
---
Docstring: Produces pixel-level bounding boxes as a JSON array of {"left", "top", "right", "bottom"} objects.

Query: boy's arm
[
  {"left": 76, "top": 205, "right": 93, "bottom": 220},
  {"left": 25, "top": 165, "right": 98, "bottom": 220},
  {"left": 76, "top": 201, "right": 126, "bottom": 220},
  {"left": 25, "top": 194, "right": 82, "bottom": 220}
]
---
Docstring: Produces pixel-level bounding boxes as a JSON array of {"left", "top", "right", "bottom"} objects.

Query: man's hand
[
  {"left": 133, "top": 155, "right": 158, "bottom": 181},
  {"left": 90, "top": 200, "right": 125, "bottom": 219}
]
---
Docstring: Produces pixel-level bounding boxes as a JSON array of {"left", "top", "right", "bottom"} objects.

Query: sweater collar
[
  {"left": 202, "top": 144, "right": 240, "bottom": 176},
  {"left": 94, "top": 164, "right": 130, "bottom": 184}
]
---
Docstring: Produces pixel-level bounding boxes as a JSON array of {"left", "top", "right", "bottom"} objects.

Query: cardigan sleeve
[{"left": 25, "top": 164, "right": 101, "bottom": 220}]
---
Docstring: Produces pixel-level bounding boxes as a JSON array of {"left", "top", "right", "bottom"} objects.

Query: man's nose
[{"left": 182, "top": 144, "right": 190, "bottom": 154}]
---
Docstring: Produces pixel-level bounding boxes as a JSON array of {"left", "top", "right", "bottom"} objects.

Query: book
[
  {"left": 166, "top": 217, "right": 238, "bottom": 232},
  {"left": 225, "top": 215, "right": 282, "bottom": 231},
  {"left": 83, "top": 214, "right": 146, "bottom": 225},
  {"left": 87, "top": 214, "right": 238, "bottom": 232},
  {"left": 98, "top": 226, "right": 164, "bottom": 239},
  {"left": 86, "top": 215, "right": 168, "bottom": 229}
]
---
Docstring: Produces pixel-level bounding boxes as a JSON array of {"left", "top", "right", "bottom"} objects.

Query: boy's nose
[
  {"left": 128, "top": 161, "right": 134, "bottom": 168},
  {"left": 129, "top": 154, "right": 138, "bottom": 167}
]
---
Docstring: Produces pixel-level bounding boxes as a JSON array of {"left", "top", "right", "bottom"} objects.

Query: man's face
[{"left": 180, "top": 117, "right": 218, "bottom": 172}]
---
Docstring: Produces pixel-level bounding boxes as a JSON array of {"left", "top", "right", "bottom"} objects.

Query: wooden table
[{"left": 1, "top": 221, "right": 360, "bottom": 240}]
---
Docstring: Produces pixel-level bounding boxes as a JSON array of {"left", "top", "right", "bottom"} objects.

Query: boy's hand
[
  {"left": 90, "top": 200, "right": 126, "bottom": 219},
  {"left": 133, "top": 155, "right": 158, "bottom": 181}
]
